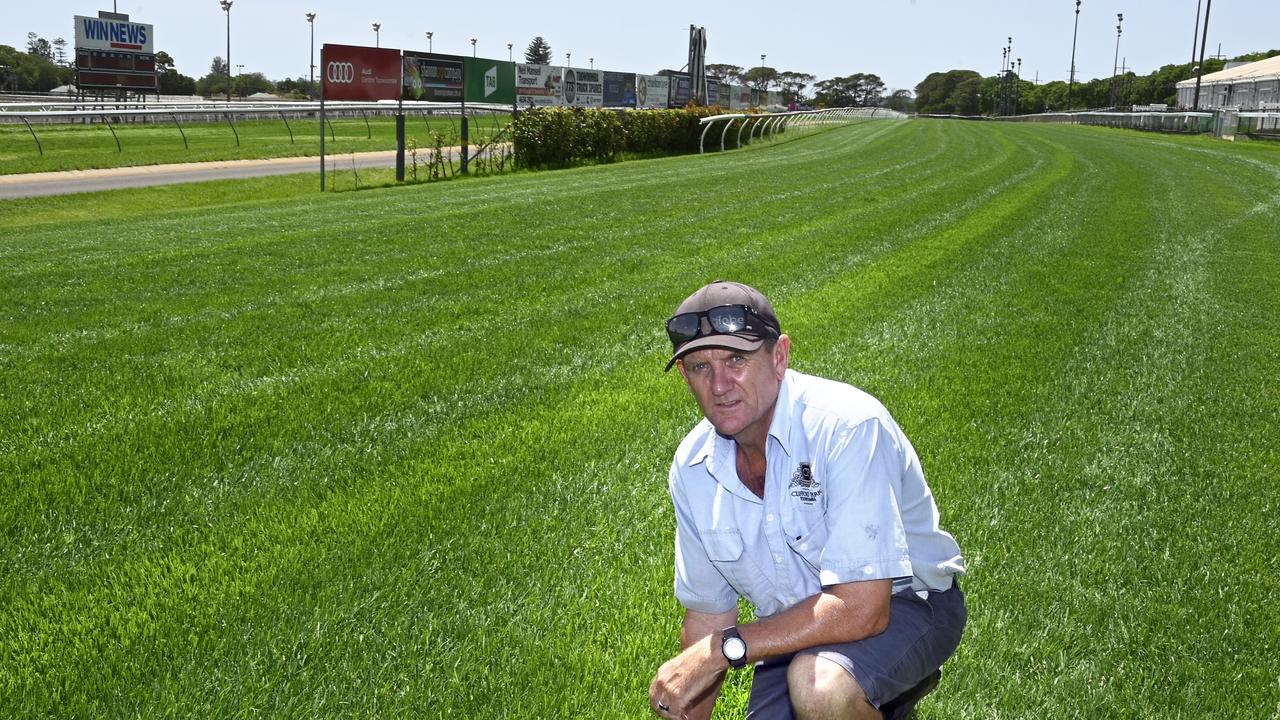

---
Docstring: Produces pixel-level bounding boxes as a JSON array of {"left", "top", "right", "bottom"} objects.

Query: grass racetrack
[
  {"left": 0, "top": 114, "right": 507, "bottom": 175},
  {"left": 1, "top": 119, "right": 1278, "bottom": 718}
]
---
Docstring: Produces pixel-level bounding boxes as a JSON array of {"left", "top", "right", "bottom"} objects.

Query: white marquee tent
[{"left": 1176, "top": 55, "right": 1280, "bottom": 110}]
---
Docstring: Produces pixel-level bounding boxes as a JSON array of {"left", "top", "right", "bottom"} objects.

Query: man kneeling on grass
[{"left": 649, "top": 281, "right": 966, "bottom": 720}]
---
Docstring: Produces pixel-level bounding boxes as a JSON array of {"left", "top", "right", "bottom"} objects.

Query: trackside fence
[
  {"left": 957, "top": 108, "right": 1280, "bottom": 140},
  {"left": 0, "top": 101, "right": 514, "bottom": 156},
  {"left": 698, "top": 107, "right": 907, "bottom": 154}
]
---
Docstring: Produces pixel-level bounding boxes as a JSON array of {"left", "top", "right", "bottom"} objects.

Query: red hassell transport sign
[{"left": 321, "top": 44, "right": 401, "bottom": 102}]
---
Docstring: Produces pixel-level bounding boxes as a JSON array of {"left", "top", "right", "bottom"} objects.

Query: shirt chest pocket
[
  {"left": 700, "top": 529, "right": 771, "bottom": 601},
  {"left": 783, "top": 514, "right": 829, "bottom": 575}
]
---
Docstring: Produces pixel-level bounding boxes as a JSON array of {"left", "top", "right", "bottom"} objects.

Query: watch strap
[{"left": 720, "top": 626, "right": 748, "bottom": 670}]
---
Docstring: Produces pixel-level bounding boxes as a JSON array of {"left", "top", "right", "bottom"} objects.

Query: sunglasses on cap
[{"left": 666, "top": 304, "right": 780, "bottom": 349}]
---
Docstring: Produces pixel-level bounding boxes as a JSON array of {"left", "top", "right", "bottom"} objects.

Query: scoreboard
[
  {"left": 76, "top": 49, "right": 159, "bottom": 91},
  {"left": 74, "top": 12, "right": 158, "bottom": 95}
]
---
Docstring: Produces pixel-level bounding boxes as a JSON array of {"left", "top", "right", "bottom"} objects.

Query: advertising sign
[
  {"left": 668, "top": 73, "right": 691, "bottom": 108},
  {"left": 516, "top": 63, "right": 562, "bottom": 107},
  {"left": 403, "top": 52, "right": 464, "bottom": 102},
  {"left": 561, "top": 67, "right": 604, "bottom": 107},
  {"left": 74, "top": 14, "right": 153, "bottom": 53},
  {"left": 636, "top": 74, "right": 669, "bottom": 110},
  {"left": 729, "top": 84, "right": 754, "bottom": 110},
  {"left": 464, "top": 57, "right": 515, "bottom": 104},
  {"left": 706, "top": 79, "right": 721, "bottom": 106},
  {"left": 602, "top": 71, "right": 636, "bottom": 108},
  {"left": 322, "top": 44, "right": 401, "bottom": 101}
]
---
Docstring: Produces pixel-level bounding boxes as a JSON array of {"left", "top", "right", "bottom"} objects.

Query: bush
[{"left": 513, "top": 105, "right": 735, "bottom": 170}]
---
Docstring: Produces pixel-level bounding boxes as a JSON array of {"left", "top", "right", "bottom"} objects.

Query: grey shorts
[{"left": 746, "top": 580, "right": 966, "bottom": 719}]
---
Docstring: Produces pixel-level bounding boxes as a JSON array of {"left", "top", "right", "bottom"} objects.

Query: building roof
[{"left": 1177, "top": 54, "right": 1280, "bottom": 88}]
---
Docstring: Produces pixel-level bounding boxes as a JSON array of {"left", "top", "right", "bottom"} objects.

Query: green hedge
[{"left": 512, "top": 106, "right": 745, "bottom": 169}]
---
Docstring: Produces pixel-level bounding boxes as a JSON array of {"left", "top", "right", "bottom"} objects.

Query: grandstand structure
[{"left": 1176, "top": 55, "right": 1280, "bottom": 110}]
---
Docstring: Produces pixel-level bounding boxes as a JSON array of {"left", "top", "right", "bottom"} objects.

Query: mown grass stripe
[{"left": 3, "top": 120, "right": 1279, "bottom": 718}]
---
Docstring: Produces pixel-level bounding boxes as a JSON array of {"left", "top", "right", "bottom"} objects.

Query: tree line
[
  {"left": 915, "top": 48, "right": 1280, "bottom": 115},
  {"left": 12, "top": 27, "right": 1274, "bottom": 113}
]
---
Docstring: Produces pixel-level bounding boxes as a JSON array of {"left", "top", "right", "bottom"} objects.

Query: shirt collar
[{"left": 766, "top": 369, "right": 796, "bottom": 459}]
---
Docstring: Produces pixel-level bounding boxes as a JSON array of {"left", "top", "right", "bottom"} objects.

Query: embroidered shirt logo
[{"left": 789, "top": 462, "right": 822, "bottom": 505}]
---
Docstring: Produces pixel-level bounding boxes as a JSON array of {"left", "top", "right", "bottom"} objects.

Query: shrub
[{"left": 513, "top": 105, "right": 735, "bottom": 170}]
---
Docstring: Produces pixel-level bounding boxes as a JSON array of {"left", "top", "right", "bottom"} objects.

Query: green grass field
[
  {"left": 0, "top": 113, "right": 510, "bottom": 175},
  {"left": 1, "top": 120, "right": 1277, "bottom": 718}
]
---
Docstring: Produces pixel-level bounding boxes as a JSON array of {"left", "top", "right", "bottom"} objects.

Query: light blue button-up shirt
[{"left": 670, "top": 369, "right": 965, "bottom": 617}]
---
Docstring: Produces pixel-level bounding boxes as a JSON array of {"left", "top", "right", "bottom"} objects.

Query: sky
[{"left": 8, "top": 1, "right": 1280, "bottom": 93}]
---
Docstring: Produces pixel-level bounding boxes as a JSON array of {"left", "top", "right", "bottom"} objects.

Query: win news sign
[{"left": 74, "top": 14, "right": 153, "bottom": 53}]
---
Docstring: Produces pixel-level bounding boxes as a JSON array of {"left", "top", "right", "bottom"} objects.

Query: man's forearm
[
  {"left": 678, "top": 610, "right": 736, "bottom": 719},
  {"left": 737, "top": 579, "right": 891, "bottom": 664}
]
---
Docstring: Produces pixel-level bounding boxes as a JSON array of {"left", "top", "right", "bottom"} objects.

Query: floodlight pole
[
  {"left": 1015, "top": 58, "right": 1022, "bottom": 115},
  {"left": 1190, "top": 0, "right": 1202, "bottom": 67},
  {"left": 426, "top": 31, "right": 433, "bottom": 53},
  {"left": 1068, "top": 0, "right": 1081, "bottom": 111},
  {"left": 507, "top": 42, "right": 512, "bottom": 62},
  {"left": 470, "top": 38, "right": 477, "bottom": 57},
  {"left": 1110, "top": 13, "right": 1124, "bottom": 108},
  {"left": 1192, "top": 0, "right": 1212, "bottom": 111},
  {"left": 306, "top": 13, "right": 316, "bottom": 92},
  {"left": 1006, "top": 38, "right": 1012, "bottom": 116},
  {"left": 220, "top": 0, "right": 233, "bottom": 103},
  {"left": 373, "top": 23, "right": 381, "bottom": 48}
]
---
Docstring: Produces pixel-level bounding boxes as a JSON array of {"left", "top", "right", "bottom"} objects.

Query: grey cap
[{"left": 665, "top": 281, "right": 781, "bottom": 371}]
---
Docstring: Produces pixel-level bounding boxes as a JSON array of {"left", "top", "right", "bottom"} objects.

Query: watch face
[{"left": 723, "top": 636, "right": 747, "bottom": 661}]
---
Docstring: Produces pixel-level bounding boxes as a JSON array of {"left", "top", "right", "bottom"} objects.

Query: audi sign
[
  {"left": 326, "top": 61, "right": 355, "bottom": 84},
  {"left": 321, "top": 44, "right": 401, "bottom": 101}
]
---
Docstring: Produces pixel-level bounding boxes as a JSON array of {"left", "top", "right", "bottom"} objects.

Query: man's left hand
[{"left": 648, "top": 634, "right": 725, "bottom": 718}]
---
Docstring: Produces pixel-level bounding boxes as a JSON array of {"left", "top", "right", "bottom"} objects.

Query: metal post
[
  {"left": 320, "top": 46, "right": 326, "bottom": 192},
  {"left": 223, "top": 112, "right": 239, "bottom": 146},
  {"left": 171, "top": 113, "right": 189, "bottom": 149},
  {"left": 1193, "top": 0, "right": 1211, "bottom": 111},
  {"left": 279, "top": 111, "right": 294, "bottom": 144},
  {"left": 461, "top": 103, "right": 469, "bottom": 174},
  {"left": 103, "top": 116, "right": 121, "bottom": 152},
  {"left": 396, "top": 111, "right": 405, "bottom": 181},
  {"left": 20, "top": 116, "right": 43, "bottom": 156}
]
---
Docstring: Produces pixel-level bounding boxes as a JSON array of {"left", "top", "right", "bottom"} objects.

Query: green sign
[{"left": 464, "top": 58, "right": 515, "bottom": 104}]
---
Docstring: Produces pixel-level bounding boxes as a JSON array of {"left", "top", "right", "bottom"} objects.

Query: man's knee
[{"left": 786, "top": 653, "right": 879, "bottom": 720}]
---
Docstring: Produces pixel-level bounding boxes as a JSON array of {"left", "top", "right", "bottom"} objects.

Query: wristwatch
[{"left": 720, "top": 626, "right": 748, "bottom": 669}]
